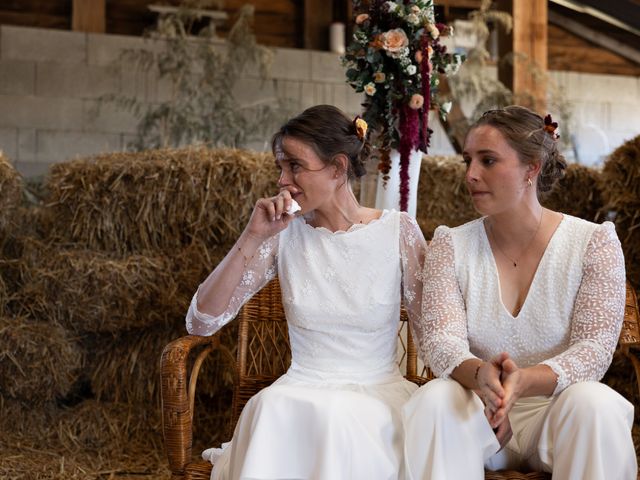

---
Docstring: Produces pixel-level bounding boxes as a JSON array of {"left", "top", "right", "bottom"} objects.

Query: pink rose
[
  {"left": 409, "top": 94, "right": 424, "bottom": 110},
  {"left": 355, "top": 13, "right": 369, "bottom": 25},
  {"left": 381, "top": 28, "right": 409, "bottom": 58}
]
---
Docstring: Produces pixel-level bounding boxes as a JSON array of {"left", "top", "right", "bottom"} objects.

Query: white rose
[
  {"left": 405, "top": 13, "right": 420, "bottom": 25},
  {"left": 364, "top": 82, "right": 377, "bottom": 96},
  {"left": 385, "top": 1, "right": 398, "bottom": 12}
]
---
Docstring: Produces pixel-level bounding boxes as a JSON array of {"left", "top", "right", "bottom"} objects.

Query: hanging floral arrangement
[{"left": 343, "top": 0, "right": 464, "bottom": 211}]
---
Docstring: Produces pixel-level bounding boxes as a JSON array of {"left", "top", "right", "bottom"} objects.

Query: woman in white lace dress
[
  {"left": 404, "top": 106, "right": 636, "bottom": 479},
  {"left": 186, "top": 105, "right": 427, "bottom": 480}
]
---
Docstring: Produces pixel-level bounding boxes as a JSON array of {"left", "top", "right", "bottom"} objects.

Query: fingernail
[{"left": 272, "top": 216, "right": 276, "bottom": 222}]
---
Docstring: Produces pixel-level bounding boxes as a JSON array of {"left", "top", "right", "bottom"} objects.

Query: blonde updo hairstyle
[
  {"left": 271, "top": 105, "right": 370, "bottom": 181},
  {"left": 472, "top": 105, "right": 567, "bottom": 193}
]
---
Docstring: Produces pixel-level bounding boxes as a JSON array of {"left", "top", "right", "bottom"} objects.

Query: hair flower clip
[
  {"left": 354, "top": 116, "right": 368, "bottom": 141},
  {"left": 543, "top": 114, "right": 560, "bottom": 140}
]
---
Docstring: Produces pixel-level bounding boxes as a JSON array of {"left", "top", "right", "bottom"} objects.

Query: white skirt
[{"left": 204, "top": 370, "right": 418, "bottom": 480}]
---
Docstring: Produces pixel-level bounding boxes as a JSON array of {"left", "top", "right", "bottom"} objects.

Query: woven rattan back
[
  {"left": 621, "top": 282, "right": 640, "bottom": 345},
  {"left": 231, "top": 278, "right": 427, "bottom": 425}
]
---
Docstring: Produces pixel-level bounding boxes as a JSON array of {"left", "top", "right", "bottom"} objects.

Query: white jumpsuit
[{"left": 405, "top": 215, "right": 636, "bottom": 480}]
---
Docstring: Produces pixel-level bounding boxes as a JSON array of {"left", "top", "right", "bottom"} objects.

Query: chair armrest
[{"left": 161, "top": 333, "right": 221, "bottom": 477}]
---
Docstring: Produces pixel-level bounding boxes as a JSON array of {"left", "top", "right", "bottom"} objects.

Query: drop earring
[{"left": 527, "top": 178, "right": 533, "bottom": 187}]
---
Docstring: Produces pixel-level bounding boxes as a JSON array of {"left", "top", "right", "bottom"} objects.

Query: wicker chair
[{"left": 161, "top": 280, "right": 640, "bottom": 480}]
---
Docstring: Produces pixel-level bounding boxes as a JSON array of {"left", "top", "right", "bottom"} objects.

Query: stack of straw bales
[
  {"left": 0, "top": 147, "right": 279, "bottom": 479},
  {"left": 600, "top": 135, "right": 640, "bottom": 290}
]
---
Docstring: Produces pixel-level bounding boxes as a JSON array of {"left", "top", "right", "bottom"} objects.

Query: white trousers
[{"left": 403, "top": 378, "right": 637, "bottom": 480}]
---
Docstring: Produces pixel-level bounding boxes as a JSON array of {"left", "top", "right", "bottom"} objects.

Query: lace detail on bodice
[
  {"left": 417, "top": 215, "right": 625, "bottom": 395},
  {"left": 186, "top": 210, "right": 427, "bottom": 382}
]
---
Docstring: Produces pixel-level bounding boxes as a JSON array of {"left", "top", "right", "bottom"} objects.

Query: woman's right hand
[
  {"left": 245, "top": 189, "right": 298, "bottom": 240},
  {"left": 491, "top": 410, "right": 513, "bottom": 451}
]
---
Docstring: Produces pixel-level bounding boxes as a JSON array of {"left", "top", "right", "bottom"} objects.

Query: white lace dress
[{"left": 186, "top": 210, "right": 426, "bottom": 480}]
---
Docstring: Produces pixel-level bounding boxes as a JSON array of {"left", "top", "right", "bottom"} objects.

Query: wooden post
[
  {"left": 72, "top": 0, "right": 106, "bottom": 33},
  {"left": 497, "top": 0, "right": 547, "bottom": 113},
  {"left": 303, "top": 0, "right": 333, "bottom": 50}
]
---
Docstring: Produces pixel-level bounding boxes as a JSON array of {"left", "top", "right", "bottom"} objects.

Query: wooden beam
[
  {"left": 303, "top": 0, "right": 333, "bottom": 50},
  {"left": 433, "top": 0, "right": 482, "bottom": 8},
  {"left": 497, "top": 0, "right": 548, "bottom": 113},
  {"left": 548, "top": 10, "right": 640, "bottom": 66},
  {"left": 548, "top": 24, "right": 640, "bottom": 76},
  {"left": 72, "top": 0, "right": 105, "bottom": 33}
]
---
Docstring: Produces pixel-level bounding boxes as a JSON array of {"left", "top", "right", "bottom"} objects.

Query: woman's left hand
[{"left": 491, "top": 357, "right": 526, "bottom": 427}]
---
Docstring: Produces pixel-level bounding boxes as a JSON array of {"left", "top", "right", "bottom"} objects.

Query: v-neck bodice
[
  {"left": 481, "top": 216, "right": 565, "bottom": 319},
  {"left": 456, "top": 216, "right": 587, "bottom": 364}
]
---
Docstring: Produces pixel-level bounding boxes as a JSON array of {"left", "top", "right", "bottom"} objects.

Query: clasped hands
[{"left": 475, "top": 352, "right": 524, "bottom": 449}]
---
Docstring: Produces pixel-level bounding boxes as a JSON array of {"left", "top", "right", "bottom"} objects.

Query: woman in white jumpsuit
[{"left": 404, "top": 106, "right": 637, "bottom": 480}]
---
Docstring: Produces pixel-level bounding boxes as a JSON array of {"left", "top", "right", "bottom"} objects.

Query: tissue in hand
[{"left": 286, "top": 199, "right": 301, "bottom": 216}]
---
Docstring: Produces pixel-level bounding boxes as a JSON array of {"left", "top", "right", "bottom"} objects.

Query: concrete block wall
[
  {"left": 0, "top": 25, "right": 460, "bottom": 176},
  {"left": 0, "top": 25, "right": 638, "bottom": 177}
]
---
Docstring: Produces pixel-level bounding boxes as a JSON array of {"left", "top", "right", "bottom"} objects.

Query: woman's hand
[
  {"left": 490, "top": 356, "right": 526, "bottom": 428},
  {"left": 490, "top": 409, "right": 513, "bottom": 451},
  {"left": 476, "top": 353, "right": 508, "bottom": 425},
  {"left": 245, "top": 189, "right": 299, "bottom": 240}
]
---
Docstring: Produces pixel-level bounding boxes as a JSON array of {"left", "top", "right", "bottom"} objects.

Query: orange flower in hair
[
  {"left": 544, "top": 114, "right": 560, "bottom": 140},
  {"left": 354, "top": 117, "right": 368, "bottom": 140}
]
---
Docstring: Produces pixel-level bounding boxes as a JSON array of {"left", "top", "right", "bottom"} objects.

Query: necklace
[{"left": 488, "top": 208, "right": 544, "bottom": 268}]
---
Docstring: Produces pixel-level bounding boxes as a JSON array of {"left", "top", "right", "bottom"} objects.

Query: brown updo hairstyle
[
  {"left": 271, "top": 105, "right": 370, "bottom": 181},
  {"left": 472, "top": 105, "right": 567, "bottom": 193}
]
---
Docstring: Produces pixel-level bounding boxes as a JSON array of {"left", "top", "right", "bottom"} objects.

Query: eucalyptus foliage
[{"left": 102, "top": 1, "right": 288, "bottom": 150}]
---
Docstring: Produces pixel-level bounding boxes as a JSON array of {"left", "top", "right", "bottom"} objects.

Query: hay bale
[
  {"left": 0, "top": 155, "right": 23, "bottom": 314},
  {"left": 542, "top": 163, "right": 603, "bottom": 221},
  {"left": 0, "top": 275, "right": 7, "bottom": 314},
  {"left": 601, "top": 135, "right": 640, "bottom": 204},
  {"left": 87, "top": 316, "right": 238, "bottom": 407},
  {"left": 0, "top": 235, "right": 26, "bottom": 317},
  {"left": 86, "top": 324, "right": 186, "bottom": 405},
  {"left": 13, "top": 238, "right": 228, "bottom": 333},
  {"left": 56, "top": 399, "right": 162, "bottom": 452},
  {"left": 0, "top": 399, "right": 171, "bottom": 479},
  {"left": 600, "top": 135, "right": 640, "bottom": 290},
  {"left": 0, "top": 316, "right": 82, "bottom": 404},
  {"left": 192, "top": 389, "right": 234, "bottom": 450},
  {"left": 44, "top": 147, "right": 278, "bottom": 254},
  {"left": 0, "top": 153, "right": 22, "bottom": 235},
  {"left": 417, "top": 155, "right": 478, "bottom": 239}
]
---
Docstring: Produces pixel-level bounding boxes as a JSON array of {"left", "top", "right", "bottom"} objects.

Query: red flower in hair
[{"left": 544, "top": 114, "right": 559, "bottom": 139}]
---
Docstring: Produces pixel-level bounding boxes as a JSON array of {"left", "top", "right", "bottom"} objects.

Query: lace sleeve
[
  {"left": 185, "top": 235, "right": 279, "bottom": 336},
  {"left": 414, "top": 226, "right": 477, "bottom": 377},
  {"left": 541, "top": 222, "right": 626, "bottom": 395},
  {"left": 399, "top": 213, "right": 427, "bottom": 331}
]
